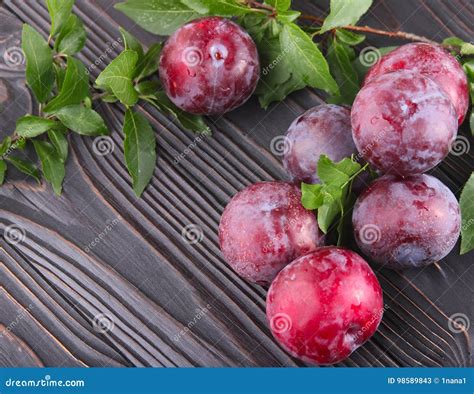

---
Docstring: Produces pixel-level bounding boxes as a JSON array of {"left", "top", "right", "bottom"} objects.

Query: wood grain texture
[{"left": 0, "top": 0, "right": 472, "bottom": 367}]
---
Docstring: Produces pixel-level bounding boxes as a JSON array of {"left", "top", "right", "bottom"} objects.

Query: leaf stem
[
  {"left": 244, "top": 0, "right": 277, "bottom": 16},
  {"left": 342, "top": 162, "right": 369, "bottom": 189}
]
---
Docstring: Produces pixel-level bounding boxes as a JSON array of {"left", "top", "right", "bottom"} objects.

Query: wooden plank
[{"left": 0, "top": 0, "right": 472, "bottom": 367}]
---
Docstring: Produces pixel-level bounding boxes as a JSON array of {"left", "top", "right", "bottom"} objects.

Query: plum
[
  {"left": 352, "top": 174, "right": 461, "bottom": 269},
  {"left": 218, "top": 182, "right": 324, "bottom": 285},
  {"left": 283, "top": 105, "right": 359, "bottom": 184},
  {"left": 267, "top": 247, "right": 384, "bottom": 365},
  {"left": 365, "top": 42, "right": 469, "bottom": 125},
  {"left": 159, "top": 17, "right": 260, "bottom": 115},
  {"left": 352, "top": 70, "right": 458, "bottom": 176}
]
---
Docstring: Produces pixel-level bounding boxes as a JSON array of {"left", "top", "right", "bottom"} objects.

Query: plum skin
[
  {"left": 218, "top": 182, "right": 324, "bottom": 285},
  {"left": 159, "top": 17, "right": 260, "bottom": 115},
  {"left": 365, "top": 42, "right": 469, "bottom": 125},
  {"left": 351, "top": 70, "right": 458, "bottom": 176},
  {"left": 266, "top": 247, "right": 384, "bottom": 365},
  {"left": 283, "top": 104, "right": 358, "bottom": 184},
  {"left": 352, "top": 174, "right": 461, "bottom": 269}
]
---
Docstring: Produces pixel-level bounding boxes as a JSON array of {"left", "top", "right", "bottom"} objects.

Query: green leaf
[
  {"left": 317, "top": 193, "right": 341, "bottom": 234},
  {"left": 461, "top": 42, "right": 474, "bottom": 56},
  {"left": 320, "top": 0, "right": 373, "bottom": 33},
  {"left": 137, "top": 43, "right": 162, "bottom": 80},
  {"left": 120, "top": 27, "right": 144, "bottom": 59},
  {"left": 22, "top": 24, "right": 55, "bottom": 103},
  {"left": 266, "top": 0, "right": 291, "bottom": 12},
  {"left": 460, "top": 173, "right": 474, "bottom": 254},
  {"left": 317, "top": 155, "right": 361, "bottom": 186},
  {"left": 175, "top": 111, "right": 211, "bottom": 135},
  {"left": 55, "top": 14, "right": 87, "bottom": 55},
  {"left": 256, "top": 35, "right": 305, "bottom": 107},
  {"left": 241, "top": 13, "right": 275, "bottom": 42},
  {"left": 47, "top": 0, "right": 75, "bottom": 36},
  {"left": 48, "top": 127, "right": 69, "bottom": 162},
  {"left": 240, "top": 15, "right": 305, "bottom": 108},
  {"left": 301, "top": 183, "right": 324, "bottom": 210},
  {"left": 181, "top": 0, "right": 254, "bottom": 16},
  {"left": 123, "top": 109, "right": 157, "bottom": 196},
  {"left": 0, "top": 160, "right": 6, "bottom": 185},
  {"left": 145, "top": 91, "right": 211, "bottom": 134},
  {"left": 6, "top": 156, "right": 41, "bottom": 183},
  {"left": 442, "top": 36, "right": 465, "bottom": 47},
  {"left": 115, "top": 0, "right": 199, "bottom": 35},
  {"left": 464, "top": 60, "right": 474, "bottom": 80},
  {"left": 55, "top": 105, "right": 108, "bottom": 136},
  {"left": 276, "top": 10, "right": 301, "bottom": 24},
  {"left": 281, "top": 23, "right": 339, "bottom": 95},
  {"left": 301, "top": 155, "right": 368, "bottom": 237},
  {"left": 136, "top": 80, "right": 161, "bottom": 96},
  {"left": 0, "top": 137, "right": 13, "bottom": 156},
  {"left": 327, "top": 38, "right": 360, "bottom": 104},
  {"left": 15, "top": 115, "right": 58, "bottom": 138},
  {"left": 335, "top": 29, "right": 365, "bottom": 45},
  {"left": 470, "top": 111, "right": 474, "bottom": 136},
  {"left": 43, "top": 57, "right": 89, "bottom": 113},
  {"left": 120, "top": 28, "right": 144, "bottom": 79},
  {"left": 14, "top": 138, "right": 27, "bottom": 151},
  {"left": 54, "top": 63, "right": 67, "bottom": 91},
  {"left": 96, "top": 50, "right": 139, "bottom": 106},
  {"left": 32, "top": 140, "right": 65, "bottom": 195}
]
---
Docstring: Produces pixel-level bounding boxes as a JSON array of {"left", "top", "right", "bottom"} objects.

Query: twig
[{"left": 299, "top": 14, "right": 452, "bottom": 48}]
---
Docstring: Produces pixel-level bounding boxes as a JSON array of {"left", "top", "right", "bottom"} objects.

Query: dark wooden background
[{"left": 0, "top": 0, "right": 472, "bottom": 367}]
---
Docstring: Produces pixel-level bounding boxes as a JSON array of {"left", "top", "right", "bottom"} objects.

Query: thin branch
[{"left": 298, "top": 14, "right": 459, "bottom": 51}]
